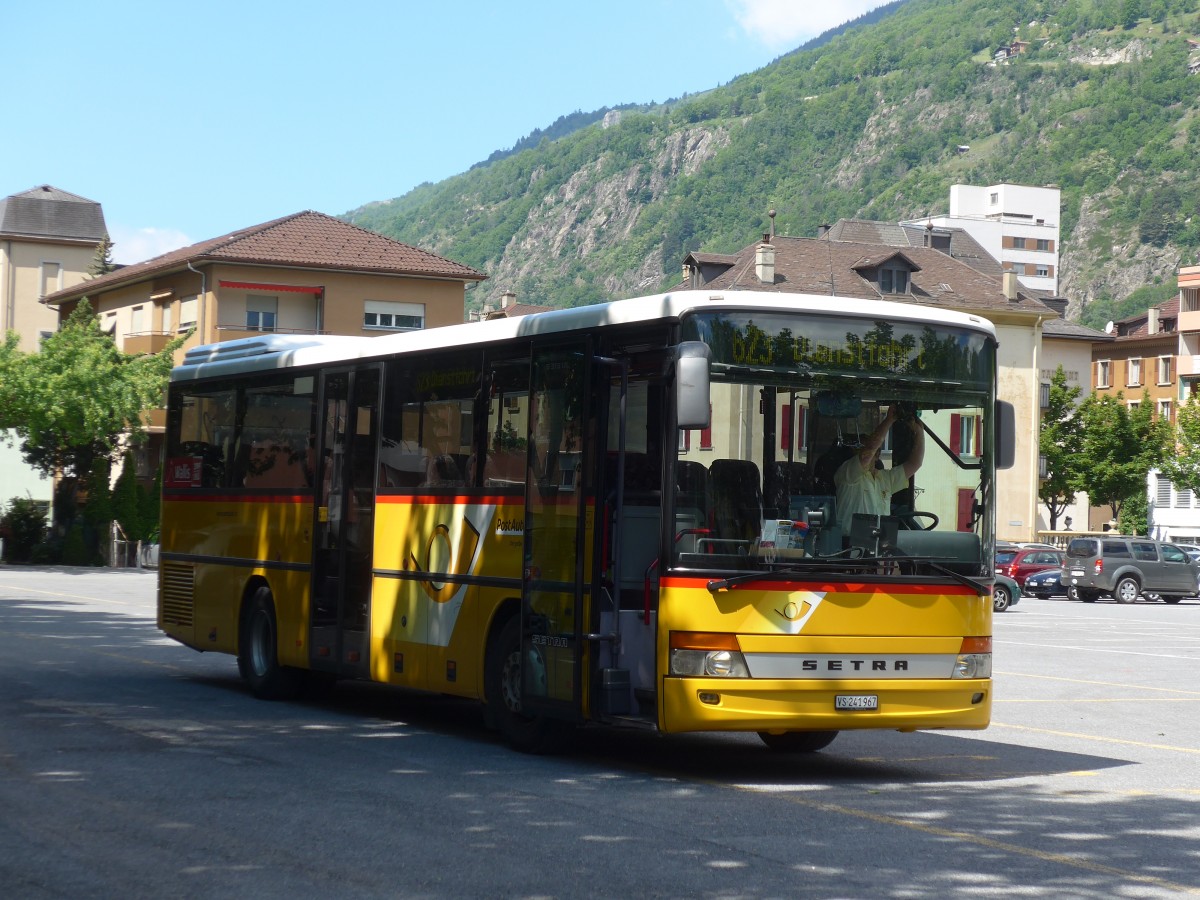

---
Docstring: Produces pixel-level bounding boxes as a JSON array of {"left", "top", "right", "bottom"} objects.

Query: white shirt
[{"left": 834, "top": 457, "right": 909, "bottom": 520}]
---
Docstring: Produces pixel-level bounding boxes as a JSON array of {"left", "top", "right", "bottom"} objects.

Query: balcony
[
  {"left": 142, "top": 407, "right": 167, "bottom": 431},
  {"left": 123, "top": 331, "right": 173, "bottom": 355}
]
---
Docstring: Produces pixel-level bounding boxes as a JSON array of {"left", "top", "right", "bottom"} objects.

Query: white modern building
[{"left": 904, "top": 183, "right": 1061, "bottom": 295}]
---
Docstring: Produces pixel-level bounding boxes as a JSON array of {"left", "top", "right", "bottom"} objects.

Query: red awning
[{"left": 218, "top": 280, "right": 323, "bottom": 294}]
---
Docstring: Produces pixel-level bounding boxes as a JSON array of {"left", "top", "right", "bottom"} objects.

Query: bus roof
[{"left": 170, "top": 290, "right": 999, "bottom": 383}]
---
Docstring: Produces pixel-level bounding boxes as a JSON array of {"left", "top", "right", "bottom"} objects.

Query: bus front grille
[{"left": 160, "top": 562, "right": 195, "bottom": 626}]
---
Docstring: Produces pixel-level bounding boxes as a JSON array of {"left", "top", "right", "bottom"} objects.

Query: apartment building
[
  {"left": 0, "top": 185, "right": 107, "bottom": 508},
  {"left": 903, "top": 183, "right": 1061, "bottom": 294}
]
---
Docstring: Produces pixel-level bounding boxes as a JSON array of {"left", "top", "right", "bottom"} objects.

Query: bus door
[
  {"left": 311, "top": 364, "right": 381, "bottom": 678},
  {"left": 520, "top": 343, "right": 592, "bottom": 721}
]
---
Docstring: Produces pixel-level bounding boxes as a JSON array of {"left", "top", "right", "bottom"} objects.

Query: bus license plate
[{"left": 835, "top": 695, "right": 878, "bottom": 710}]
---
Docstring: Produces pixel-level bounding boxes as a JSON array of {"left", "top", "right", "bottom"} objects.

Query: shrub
[{"left": 1, "top": 497, "right": 48, "bottom": 564}]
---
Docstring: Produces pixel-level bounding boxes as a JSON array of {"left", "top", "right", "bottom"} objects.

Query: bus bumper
[{"left": 660, "top": 677, "right": 991, "bottom": 734}]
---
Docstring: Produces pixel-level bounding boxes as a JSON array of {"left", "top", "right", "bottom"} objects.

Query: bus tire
[
  {"left": 757, "top": 731, "right": 839, "bottom": 753},
  {"left": 238, "top": 585, "right": 301, "bottom": 700},
  {"left": 485, "top": 616, "right": 573, "bottom": 755}
]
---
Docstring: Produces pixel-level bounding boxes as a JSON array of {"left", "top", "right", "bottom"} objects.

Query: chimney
[
  {"left": 1147, "top": 307, "right": 1160, "bottom": 334},
  {"left": 500, "top": 289, "right": 516, "bottom": 309},
  {"left": 756, "top": 234, "right": 775, "bottom": 284},
  {"left": 817, "top": 224, "right": 831, "bottom": 238},
  {"left": 1002, "top": 272, "right": 1019, "bottom": 301},
  {"left": 682, "top": 262, "right": 692, "bottom": 285}
]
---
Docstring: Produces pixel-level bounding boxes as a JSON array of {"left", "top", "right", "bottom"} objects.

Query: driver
[{"left": 834, "top": 405, "right": 925, "bottom": 521}]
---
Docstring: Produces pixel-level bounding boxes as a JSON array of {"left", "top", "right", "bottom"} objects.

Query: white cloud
[
  {"left": 109, "top": 224, "right": 192, "bottom": 266},
  {"left": 726, "top": 0, "right": 888, "bottom": 51}
]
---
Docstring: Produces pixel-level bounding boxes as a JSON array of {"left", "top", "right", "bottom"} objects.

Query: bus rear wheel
[
  {"left": 238, "top": 585, "right": 301, "bottom": 700},
  {"left": 485, "top": 616, "right": 573, "bottom": 754},
  {"left": 757, "top": 730, "right": 839, "bottom": 753}
]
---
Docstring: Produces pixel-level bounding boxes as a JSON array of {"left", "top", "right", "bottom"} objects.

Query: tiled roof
[
  {"left": 678, "top": 233, "right": 1052, "bottom": 315},
  {"left": 484, "top": 303, "right": 554, "bottom": 319},
  {"left": 0, "top": 184, "right": 107, "bottom": 242},
  {"left": 43, "top": 210, "right": 485, "bottom": 304}
]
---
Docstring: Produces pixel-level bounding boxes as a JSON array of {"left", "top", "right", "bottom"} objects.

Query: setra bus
[{"left": 157, "top": 290, "right": 1014, "bottom": 753}]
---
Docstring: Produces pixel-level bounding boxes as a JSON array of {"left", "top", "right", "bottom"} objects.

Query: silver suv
[{"left": 1062, "top": 537, "right": 1200, "bottom": 604}]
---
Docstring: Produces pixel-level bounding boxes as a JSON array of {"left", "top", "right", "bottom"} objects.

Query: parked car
[
  {"left": 1062, "top": 536, "right": 1200, "bottom": 604},
  {"left": 139, "top": 529, "right": 159, "bottom": 569},
  {"left": 995, "top": 546, "right": 1064, "bottom": 582},
  {"left": 992, "top": 574, "right": 1021, "bottom": 613},
  {"left": 1023, "top": 567, "right": 1064, "bottom": 599},
  {"left": 1175, "top": 543, "right": 1200, "bottom": 563}
]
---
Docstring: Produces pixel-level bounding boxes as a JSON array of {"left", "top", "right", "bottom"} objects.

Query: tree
[
  {"left": 1038, "top": 366, "right": 1082, "bottom": 530},
  {"left": 89, "top": 233, "right": 117, "bottom": 277},
  {"left": 0, "top": 299, "right": 183, "bottom": 538},
  {"left": 1158, "top": 393, "right": 1200, "bottom": 500},
  {"left": 1072, "top": 391, "right": 1167, "bottom": 523},
  {"left": 1075, "top": 393, "right": 1147, "bottom": 525}
]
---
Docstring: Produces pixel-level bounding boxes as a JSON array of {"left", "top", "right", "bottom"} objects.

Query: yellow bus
[{"left": 158, "top": 290, "right": 1013, "bottom": 753}]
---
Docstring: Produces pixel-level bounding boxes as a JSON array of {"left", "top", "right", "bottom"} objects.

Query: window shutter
[
  {"left": 781, "top": 404, "right": 791, "bottom": 451},
  {"left": 950, "top": 413, "right": 962, "bottom": 454}
]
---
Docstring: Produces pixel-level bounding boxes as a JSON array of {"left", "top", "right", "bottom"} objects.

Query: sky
[{"left": 5, "top": 0, "right": 886, "bottom": 265}]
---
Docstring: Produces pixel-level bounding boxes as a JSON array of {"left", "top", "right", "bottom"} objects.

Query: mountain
[{"left": 344, "top": 0, "right": 1200, "bottom": 326}]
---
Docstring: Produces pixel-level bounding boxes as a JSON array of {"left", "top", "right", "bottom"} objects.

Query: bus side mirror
[
  {"left": 675, "top": 341, "right": 711, "bottom": 430},
  {"left": 996, "top": 400, "right": 1015, "bottom": 470}
]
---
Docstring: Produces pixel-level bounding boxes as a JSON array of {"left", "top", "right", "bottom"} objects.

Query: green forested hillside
[{"left": 346, "top": 0, "right": 1200, "bottom": 320}]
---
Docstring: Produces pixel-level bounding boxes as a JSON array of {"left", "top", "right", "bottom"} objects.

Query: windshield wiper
[{"left": 706, "top": 555, "right": 989, "bottom": 595}]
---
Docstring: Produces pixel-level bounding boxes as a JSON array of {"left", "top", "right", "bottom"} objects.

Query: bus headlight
[
  {"left": 952, "top": 636, "right": 991, "bottom": 679},
  {"left": 953, "top": 653, "right": 992, "bottom": 679},
  {"left": 669, "top": 648, "right": 750, "bottom": 677}
]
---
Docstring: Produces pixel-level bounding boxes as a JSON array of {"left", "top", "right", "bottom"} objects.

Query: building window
[
  {"left": 879, "top": 267, "right": 909, "bottom": 294},
  {"left": 1010, "top": 262, "right": 1026, "bottom": 275},
  {"left": 1157, "top": 476, "right": 1172, "bottom": 507},
  {"left": 1040, "top": 382, "right": 1050, "bottom": 409},
  {"left": 246, "top": 294, "right": 278, "bottom": 332},
  {"left": 162, "top": 302, "right": 173, "bottom": 334},
  {"left": 364, "top": 300, "right": 424, "bottom": 331},
  {"left": 1036, "top": 265, "right": 1050, "bottom": 277},
  {"left": 1177, "top": 487, "right": 1193, "bottom": 508},
  {"left": 1012, "top": 237, "right": 1027, "bottom": 249},
  {"left": 990, "top": 192, "right": 999, "bottom": 205},
  {"left": 1157, "top": 356, "right": 1172, "bottom": 385},
  {"left": 1036, "top": 238, "right": 1050, "bottom": 251},
  {"left": 40, "top": 261, "right": 61, "bottom": 298},
  {"left": 1096, "top": 360, "right": 1111, "bottom": 388},
  {"left": 131, "top": 305, "right": 145, "bottom": 334},
  {"left": 1127, "top": 358, "right": 1142, "bottom": 387},
  {"left": 1038, "top": 454, "right": 1047, "bottom": 478},
  {"left": 179, "top": 296, "right": 198, "bottom": 332},
  {"left": 1127, "top": 399, "right": 1140, "bottom": 410},
  {"left": 949, "top": 413, "right": 979, "bottom": 457},
  {"left": 1158, "top": 399, "right": 1172, "bottom": 421}
]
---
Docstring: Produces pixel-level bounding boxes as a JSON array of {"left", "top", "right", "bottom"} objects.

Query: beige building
[
  {"left": 1, "top": 185, "right": 108, "bottom": 508},
  {"left": 42, "top": 210, "right": 486, "bottom": 481}
]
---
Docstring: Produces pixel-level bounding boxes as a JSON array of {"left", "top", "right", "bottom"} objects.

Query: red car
[{"left": 995, "top": 546, "right": 1064, "bottom": 582}]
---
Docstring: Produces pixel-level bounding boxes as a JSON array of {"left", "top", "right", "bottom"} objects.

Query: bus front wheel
[
  {"left": 485, "top": 616, "right": 573, "bottom": 754},
  {"left": 238, "top": 585, "right": 300, "bottom": 700},
  {"left": 758, "top": 730, "right": 839, "bottom": 753}
]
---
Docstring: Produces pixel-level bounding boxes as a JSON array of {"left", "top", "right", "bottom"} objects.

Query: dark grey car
[{"left": 1062, "top": 537, "right": 1199, "bottom": 604}]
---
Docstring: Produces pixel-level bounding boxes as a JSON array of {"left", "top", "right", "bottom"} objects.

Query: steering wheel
[{"left": 896, "top": 509, "right": 939, "bottom": 531}]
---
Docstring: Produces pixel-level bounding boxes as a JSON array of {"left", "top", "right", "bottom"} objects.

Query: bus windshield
[{"left": 672, "top": 310, "right": 997, "bottom": 579}]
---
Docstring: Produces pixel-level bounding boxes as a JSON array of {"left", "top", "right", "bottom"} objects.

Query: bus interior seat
[
  {"left": 708, "top": 459, "right": 763, "bottom": 546},
  {"left": 812, "top": 441, "right": 858, "bottom": 496}
]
